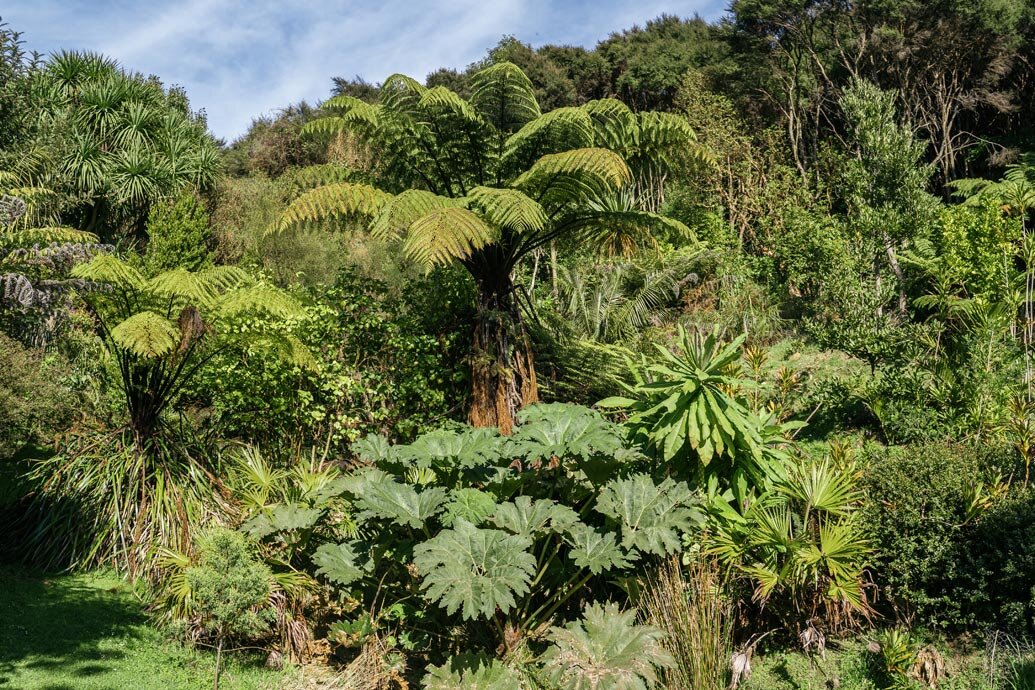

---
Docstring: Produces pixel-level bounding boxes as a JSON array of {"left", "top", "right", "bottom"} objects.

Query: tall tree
[{"left": 276, "top": 63, "right": 697, "bottom": 432}]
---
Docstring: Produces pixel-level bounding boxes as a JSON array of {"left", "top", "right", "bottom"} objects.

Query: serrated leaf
[
  {"left": 241, "top": 503, "right": 324, "bottom": 539},
  {"left": 313, "top": 542, "right": 365, "bottom": 586},
  {"left": 595, "top": 474, "right": 701, "bottom": 556},
  {"left": 442, "top": 488, "right": 499, "bottom": 527},
  {"left": 424, "top": 653, "right": 525, "bottom": 690},
  {"left": 413, "top": 520, "right": 535, "bottom": 620},
  {"left": 564, "top": 523, "right": 632, "bottom": 574},
  {"left": 490, "top": 496, "right": 577, "bottom": 537}
]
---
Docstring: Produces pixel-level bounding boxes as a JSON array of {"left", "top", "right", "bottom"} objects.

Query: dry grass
[{"left": 641, "top": 558, "right": 732, "bottom": 690}]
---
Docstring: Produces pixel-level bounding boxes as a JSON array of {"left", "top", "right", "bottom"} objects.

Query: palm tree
[{"left": 276, "top": 62, "right": 698, "bottom": 432}]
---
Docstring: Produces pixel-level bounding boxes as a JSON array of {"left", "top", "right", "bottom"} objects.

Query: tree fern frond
[
  {"left": 513, "top": 148, "right": 632, "bottom": 208},
  {"left": 198, "top": 265, "right": 254, "bottom": 293},
  {"left": 322, "top": 94, "right": 371, "bottom": 113},
  {"left": 301, "top": 116, "right": 351, "bottom": 137},
  {"left": 71, "top": 254, "right": 145, "bottom": 290},
  {"left": 275, "top": 182, "right": 392, "bottom": 232},
  {"left": 278, "top": 164, "right": 358, "bottom": 196},
  {"left": 379, "top": 73, "right": 427, "bottom": 114},
  {"left": 465, "top": 186, "right": 547, "bottom": 233},
  {"left": 371, "top": 189, "right": 462, "bottom": 241},
  {"left": 403, "top": 207, "right": 497, "bottom": 268},
  {"left": 110, "top": 310, "right": 179, "bottom": 358},
  {"left": 419, "top": 86, "right": 484, "bottom": 124},
  {"left": 470, "top": 61, "right": 540, "bottom": 134},
  {"left": 583, "top": 99, "right": 637, "bottom": 150},
  {"left": 215, "top": 283, "right": 308, "bottom": 320},
  {"left": 567, "top": 210, "right": 693, "bottom": 257},
  {"left": 503, "top": 107, "right": 594, "bottom": 164},
  {"left": 0, "top": 227, "right": 99, "bottom": 249},
  {"left": 147, "top": 267, "right": 217, "bottom": 306}
]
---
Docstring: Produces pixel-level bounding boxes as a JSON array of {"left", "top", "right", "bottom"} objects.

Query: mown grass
[{"left": 0, "top": 566, "right": 291, "bottom": 690}]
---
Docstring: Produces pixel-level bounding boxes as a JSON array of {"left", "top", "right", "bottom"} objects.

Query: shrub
[
  {"left": 185, "top": 528, "right": 275, "bottom": 690},
  {"left": 0, "top": 333, "right": 78, "bottom": 458},
  {"left": 860, "top": 442, "right": 1035, "bottom": 633},
  {"left": 142, "top": 192, "right": 213, "bottom": 275}
]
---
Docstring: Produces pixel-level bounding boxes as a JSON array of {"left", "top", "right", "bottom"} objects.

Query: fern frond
[
  {"left": 110, "top": 311, "right": 179, "bottom": 358},
  {"left": 419, "top": 86, "right": 483, "bottom": 124},
  {"left": 371, "top": 189, "right": 462, "bottom": 241},
  {"left": 71, "top": 254, "right": 145, "bottom": 290},
  {"left": 465, "top": 187, "right": 547, "bottom": 234},
  {"left": 379, "top": 73, "right": 427, "bottom": 114},
  {"left": 147, "top": 267, "right": 218, "bottom": 306},
  {"left": 275, "top": 182, "right": 392, "bottom": 232},
  {"left": 197, "top": 265, "right": 253, "bottom": 293},
  {"left": 215, "top": 283, "right": 308, "bottom": 320},
  {"left": 583, "top": 99, "right": 637, "bottom": 150},
  {"left": 513, "top": 148, "right": 632, "bottom": 209},
  {"left": 470, "top": 61, "right": 540, "bottom": 134},
  {"left": 278, "top": 164, "right": 358, "bottom": 196},
  {"left": 322, "top": 94, "right": 371, "bottom": 113},
  {"left": 0, "top": 227, "right": 99, "bottom": 249},
  {"left": 403, "top": 207, "right": 497, "bottom": 268},
  {"left": 503, "top": 107, "right": 594, "bottom": 164}
]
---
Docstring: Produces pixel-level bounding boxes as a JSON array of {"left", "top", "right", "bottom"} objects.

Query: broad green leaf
[
  {"left": 595, "top": 474, "right": 701, "bottom": 556},
  {"left": 312, "top": 542, "right": 364, "bottom": 586},
  {"left": 413, "top": 520, "right": 535, "bottom": 620}
]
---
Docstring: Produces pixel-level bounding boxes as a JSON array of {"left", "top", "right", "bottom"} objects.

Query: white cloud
[{"left": 3, "top": 0, "right": 725, "bottom": 140}]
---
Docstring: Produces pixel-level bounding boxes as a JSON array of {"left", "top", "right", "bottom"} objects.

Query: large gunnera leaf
[
  {"left": 312, "top": 542, "right": 365, "bottom": 586},
  {"left": 595, "top": 474, "right": 701, "bottom": 556},
  {"left": 540, "top": 602, "right": 673, "bottom": 690},
  {"left": 490, "top": 496, "right": 579, "bottom": 537},
  {"left": 564, "top": 523, "right": 632, "bottom": 574},
  {"left": 341, "top": 469, "right": 446, "bottom": 529},
  {"left": 423, "top": 653, "right": 524, "bottom": 690},
  {"left": 413, "top": 520, "right": 535, "bottom": 620}
]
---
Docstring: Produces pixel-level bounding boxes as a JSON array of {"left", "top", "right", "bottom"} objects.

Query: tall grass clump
[{"left": 642, "top": 557, "right": 731, "bottom": 690}]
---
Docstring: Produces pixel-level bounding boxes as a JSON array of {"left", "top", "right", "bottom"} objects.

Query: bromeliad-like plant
[
  {"left": 24, "top": 254, "right": 311, "bottom": 576},
  {"left": 275, "top": 61, "right": 700, "bottom": 433},
  {"left": 600, "top": 325, "right": 790, "bottom": 486}
]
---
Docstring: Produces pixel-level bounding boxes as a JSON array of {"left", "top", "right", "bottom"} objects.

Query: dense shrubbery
[{"left": 7, "top": 8, "right": 1035, "bottom": 689}]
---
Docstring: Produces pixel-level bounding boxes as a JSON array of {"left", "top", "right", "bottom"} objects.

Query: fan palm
[{"left": 275, "top": 62, "right": 698, "bottom": 433}]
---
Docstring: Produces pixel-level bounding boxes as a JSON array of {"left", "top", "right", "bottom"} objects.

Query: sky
[{"left": 2, "top": 0, "right": 727, "bottom": 142}]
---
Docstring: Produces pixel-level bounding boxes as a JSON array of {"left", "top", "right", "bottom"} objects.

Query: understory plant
[
  {"left": 231, "top": 403, "right": 702, "bottom": 663},
  {"left": 24, "top": 254, "right": 310, "bottom": 576}
]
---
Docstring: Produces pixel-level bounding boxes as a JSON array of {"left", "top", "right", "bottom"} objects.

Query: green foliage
[
  {"left": 414, "top": 520, "right": 536, "bottom": 620},
  {"left": 142, "top": 193, "right": 213, "bottom": 275},
  {"left": 423, "top": 654, "right": 524, "bottom": 690},
  {"left": 0, "top": 332, "right": 78, "bottom": 456},
  {"left": 185, "top": 528, "right": 274, "bottom": 689},
  {"left": 601, "top": 326, "right": 780, "bottom": 484},
  {"left": 862, "top": 443, "right": 1035, "bottom": 633},
  {"left": 539, "top": 601, "right": 674, "bottom": 690}
]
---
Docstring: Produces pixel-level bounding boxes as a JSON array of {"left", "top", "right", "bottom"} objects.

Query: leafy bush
[
  {"left": 860, "top": 442, "right": 1035, "bottom": 633},
  {"left": 234, "top": 403, "right": 702, "bottom": 661},
  {"left": 184, "top": 528, "right": 275, "bottom": 690},
  {"left": 142, "top": 192, "right": 213, "bottom": 275},
  {"left": 0, "top": 333, "right": 78, "bottom": 458}
]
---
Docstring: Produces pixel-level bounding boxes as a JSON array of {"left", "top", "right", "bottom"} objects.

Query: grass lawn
[{"left": 0, "top": 566, "right": 292, "bottom": 689}]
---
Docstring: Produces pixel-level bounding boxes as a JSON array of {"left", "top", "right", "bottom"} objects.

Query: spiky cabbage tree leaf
[
  {"left": 110, "top": 311, "right": 179, "bottom": 357},
  {"left": 564, "top": 523, "right": 632, "bottom": 574},
  {"left": 490, "top": 496, "right": 579, "bottom": 538},
  {"left": 424, "top": 654, "right": 525, "bottom": 690},
  {"left": 313, "top": 542, "right": 365, "bottom": 586},
  {"left": 413, "top": 519, "right": 535, "bottom": 620},
  {"left": 342, "top": 470, "right": 446, "bottom": 529},
  {"left": 241, "top": 503, "right": 324, "bottom": 539},
  {"left": 540, "top": 602, "right": 673, "bottom": 690},
  {"left": 442, "top": 488, "right": 499, "bottom": 527},
  {"left": 595, "top": 475, "right": 701, "bottom": 556}
]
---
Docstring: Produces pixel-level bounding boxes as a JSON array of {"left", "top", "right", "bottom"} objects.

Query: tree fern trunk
[{"left": 468, "top": 273, "right": 538, "bottom": 435}]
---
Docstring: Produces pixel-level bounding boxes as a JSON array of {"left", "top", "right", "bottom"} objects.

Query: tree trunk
[{"left": 468, "top": 272, "right": 538, "bottom": 435}]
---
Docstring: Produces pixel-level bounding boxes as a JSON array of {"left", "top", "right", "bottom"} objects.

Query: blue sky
[{"left": 2, "top": 1, "right": 727, "bottom": 141}]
